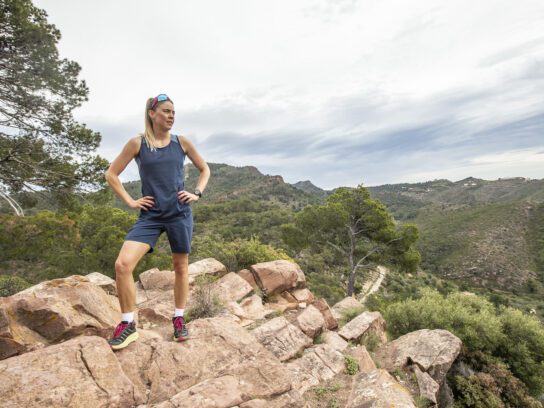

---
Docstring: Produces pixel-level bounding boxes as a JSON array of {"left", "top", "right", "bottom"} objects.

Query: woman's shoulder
[
  {"left": 175, "top": 134, "right": 190, "bottom": 155},
  {"left": 126, "top": 134, "right": 143, "bottom": 156}
]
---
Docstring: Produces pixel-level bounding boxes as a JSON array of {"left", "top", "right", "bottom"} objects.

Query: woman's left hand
[{"left": 177, "top": 190, "right": 199, "bottom": 205}]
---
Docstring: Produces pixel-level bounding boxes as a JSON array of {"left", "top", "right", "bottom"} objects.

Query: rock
[
  {"left": 345, "top": 345, "right": 376, "bottom": 373},
  {"left": 134, "top": 281, "right": 149, "bottom": 305},
  {"left": 240, "top": 390, "right": 306, "bottom": 408},
  {"left": 238, "top": 295, "right": 267, "bottom": 320},
  {"left": 251, "top": 316, "right": 313, "bottom": 362},
  {"left": 311, "top": 298, "right": 338, "bottom": 330},
  {"left": 296, "top": 304, "right": 325, "bottom": 338},
  {"left": 213, "top": 272, "right": 254, "bottom": 303},
  {"left": 85, "top": 272, "right": 117, "bottom": 295},
  {"left": 116, "top": 316, "right": 293, "bottom": 405},
  {"left": 137, "top": 290, "right": 174, "bottom": 325},
  {"left": 347, "top": 369, "right": 416, "bottom": 407},
  {"left": 280, "top": 291, "right": 298, "bottom": 303},
  {"left": 291, "top": 288, "right": 314, "bottom": 304},
  {"left": 337, "top": 311, "right": 387, "bottom": 344},
  {"left": 188, "top": 258, "right": 228, "bottom": 284},
  {"left": 374, "top": 329, "right": 462, "bottom": 384},
  {"left": 153, "top": 375, "right": 244, "bottom": 408},
  {"left": 285, "top": 344, "right": 345, "bottom": 394},
  {"left": 414, "top": 365, "right": 440, "bottom": 405},
  {"left": 250, "top": 260, "right": 303, "bottom": 296},
  {"left": 237, "top": 269, "right": 258, "bottom": 289},
  {"left": 321, "top": 330, "right": 349, "bottom": 352},
  {"left": 139, "top": 268, "right": 175, "bottom": 291},
  {"left": 0, "top": 336, "right": 140, "bottom": 407},
  {"left": 0, "top": 275, "right": 120, "bottom": 360},
  {"left": 330, "top": 296, "right": 364, "bottom": 322}
]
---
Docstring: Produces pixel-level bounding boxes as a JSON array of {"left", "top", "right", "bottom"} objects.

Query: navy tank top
[{"left": 135, "top": 134, "right": 190, "bottom": 219}]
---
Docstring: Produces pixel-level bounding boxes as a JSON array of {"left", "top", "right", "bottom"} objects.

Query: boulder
[
  {"left": 345, "top": 345, "right": 376, "bottom": 373},
  {"left": 338, "top": 311, "right": 387, "bottom": 344},
  {"left": 330, "top": 296, "right": 364, "bottom": 322},
  {"left": 250, "top": 260, "right": 304, "bottom": 296},
  {"left": 85, "top": 272, "right": 117, "bottom": 295},
  {"left": 0, "top": 336, "right": 140, "bottom": 407},
  {"left": 285, "top": 344, "right": 345, "bottom": 394},
  {"left": 188, "top": 258, "right": 228, "bottom": 284},
  {"left": 311, "top": 298, "right": 338, "bottom": 330},
  {"left": 213, "top": 272, "right": 254, "bottom": 303},
  {"left": 0, "top": 275, "right": 120, "bottom": 360},
  {"left": 321, "top": 330, "right": 348, "bottom": 352},
  {"left": 414, "top": 365, "right": 440, "bottom": 405},
  {"left": 291, "top": 288, "right": 314, "bottom": 304},
  {"left": 374, "top": 329, "right": 462, "bottom": 385},
  {"left": 139, "top": 268, "right": 174, "bottom": 291},
  {"left": 347, "top": 369, "right": 416, "bottom": 407},
  {"left": 251, "top": 316, "right": 313, "bottom": 362},
  {"left": 237, "top": 269, "right": 258, "bottom": 289},
  {"left": 296, "top": 304, "right": 325, "bottom": 338}
]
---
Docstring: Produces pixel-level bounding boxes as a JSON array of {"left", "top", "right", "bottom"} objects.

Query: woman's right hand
[{"left": 129, "top": 196, "right": 155, "bottom": 210}]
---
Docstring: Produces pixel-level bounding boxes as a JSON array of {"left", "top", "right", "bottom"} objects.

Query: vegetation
[
  {"left": 0, "top": 0, "right": 108, "bottom": 208},
  {"left": 344, "top": 355, "right": 359, "bottom": 375},
  {"left": 376, "top": 288, "right": 544, "bottom": 404},
  {"left": 282, "top": 184, "right": 420, "bottom": 296},
  {"left": 185, "top": 274, "right": 224, "bottom": 321}
]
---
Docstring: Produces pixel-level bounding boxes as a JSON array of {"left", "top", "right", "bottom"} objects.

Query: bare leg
[
  {"left": 115, "top": 241, "right": 151, "bottom": 313},
  {"left": 172, "top": 253, "right": 190, "bottom": 309}
]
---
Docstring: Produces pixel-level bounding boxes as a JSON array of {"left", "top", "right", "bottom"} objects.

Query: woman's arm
[
  {"left": 104, "top": 136, "right": 154, "bottom": 211},
  {"left": 178, "top": 135, "right": 210, "bottom": 204}
]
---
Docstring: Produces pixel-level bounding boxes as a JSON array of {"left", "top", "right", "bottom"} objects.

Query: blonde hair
[{"left": 142, "top": 96, "right": 173, "bottom": 152}]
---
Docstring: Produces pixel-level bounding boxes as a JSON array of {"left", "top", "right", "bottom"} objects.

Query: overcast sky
[{"left": 35, "top": 0, "right": 544, "bottom": 189}]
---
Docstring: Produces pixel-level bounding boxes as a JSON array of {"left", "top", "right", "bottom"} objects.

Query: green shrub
[
  {"left": 0, "top": 275, "right": 31, "bottom": 297},
  {"left": 344, "top": 355, "right": 359, "bottom": 375},
  {"left": 361, "top": 332, "right": 381, "bottom": 353},
  {"left": 384, "top": 288, "right": 544, "bottom": 397},
  {"left": 339, "top": 306, "right": 365, "bottom": 326}
]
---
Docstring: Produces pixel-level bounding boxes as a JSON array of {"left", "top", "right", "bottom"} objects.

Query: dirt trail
[{"left": 360, "top": 265, "right": 387, "bottom": 304}]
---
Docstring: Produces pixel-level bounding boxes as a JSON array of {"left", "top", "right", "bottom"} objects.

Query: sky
[{"left": 34, "top": 0, "right": 544, "bottom": 189}]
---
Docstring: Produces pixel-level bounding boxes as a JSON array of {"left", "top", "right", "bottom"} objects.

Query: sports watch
[{"left": 194, "top": 189, "right": 202, "bottom": 198}]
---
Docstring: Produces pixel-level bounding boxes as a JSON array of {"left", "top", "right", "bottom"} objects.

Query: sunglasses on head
[{"left": 150, "top": 94, "right": 172, "bottom": 109}]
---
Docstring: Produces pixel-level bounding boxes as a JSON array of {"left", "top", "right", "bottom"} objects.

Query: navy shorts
[{"left": 125, "top": 209, "right": 193, "bottom": 254}]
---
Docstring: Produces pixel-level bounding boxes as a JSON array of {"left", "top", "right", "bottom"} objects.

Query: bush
[
  {"left": 384, "top": 288, "right": 544, "bottom": 398},
  {"left": 0, "top": 275, "right": 31, "bottom": 297},
  {"left": 344, "top": 355, "right": 359, "bottom": 375},
  {"left": 339, "top": 306, "right": 365, "bottom": 326},
  {"left": 186, "top": 274, "right": 224, "bottom": 320}
]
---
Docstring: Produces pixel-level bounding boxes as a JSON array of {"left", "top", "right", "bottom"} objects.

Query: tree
[
  {"left": 281, "top": 184, "right": 420, "bottom": 296},
  {"left": 0, "top": 0, "right": 108, "bottom": 208}
]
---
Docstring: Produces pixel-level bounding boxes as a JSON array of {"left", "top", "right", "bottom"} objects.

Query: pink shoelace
[
  {"left": 173, "top": 317, "right": 184, "bottom": 331},
  {"left": 113, "top": 322, "right": 128, "bottom": 338}
]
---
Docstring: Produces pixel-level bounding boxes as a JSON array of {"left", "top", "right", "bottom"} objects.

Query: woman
[{"left": 104, "top": 93, "right": 210, "bottom": 350}]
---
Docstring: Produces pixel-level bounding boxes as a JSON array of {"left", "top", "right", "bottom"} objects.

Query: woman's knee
[{"left": 115, "top": 258, "right": 134, "bottom": 277}]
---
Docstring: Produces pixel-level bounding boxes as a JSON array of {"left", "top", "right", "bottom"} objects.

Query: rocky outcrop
[
  {"left": 251, "top": 316, "right": 313, "bottom": 361},
  {"left": 0, "top": 336, "right": 140, "bottom": 407},
  {"left": 347, "top": 369, "right": 416, "bottom": 407},
  {"left": 250, "top": 260, "right": 305, "bottom": 295},
  {"left": 374, "top": 329, "right": 462, "bottom": 385},
  {"left": 338, "top": 310, "right": 387, "bottom": 345},
  {"left": 286, "top": 344, "right": 345, "bottom": 394},
  {"left": 0, "top": 275, "right": 119, "bottom": 359},
  {"left": 331, "top": 296, "right": 364, "bottom": 321},
  {"left": 0, "top": 260, "right": 462, "bottom": 408}
]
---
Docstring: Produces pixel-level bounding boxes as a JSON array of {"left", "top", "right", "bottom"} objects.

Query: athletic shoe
[
  {"left": 172, "top": 316, "right": 189, "bottom": 341},
  {"left": 108, "top": 321, "right": 139, "bottom": 350}
]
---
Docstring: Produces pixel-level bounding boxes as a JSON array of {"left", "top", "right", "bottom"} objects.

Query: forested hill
[{"left": 118, "top": 163, "right": 322, "bottom": 212}]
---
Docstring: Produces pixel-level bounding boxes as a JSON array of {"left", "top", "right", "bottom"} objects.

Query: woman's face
[{"left": 149, "top": 101, "right": 175, "bottom": 130}]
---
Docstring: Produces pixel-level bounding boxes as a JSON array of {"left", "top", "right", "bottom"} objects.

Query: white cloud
[{"left": 33, "top": 0, "right": 544, "bottom": 188}]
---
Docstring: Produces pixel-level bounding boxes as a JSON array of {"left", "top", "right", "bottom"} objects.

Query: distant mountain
[
  {"left": 116, "top": 163, "right": 322, "bottom": 212},
  {"left": 290, "top": 180, "right": 331, "bottom": 199}
]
